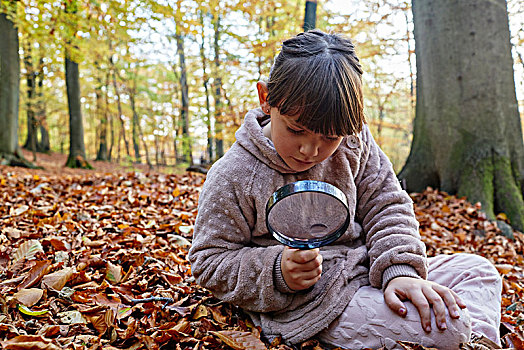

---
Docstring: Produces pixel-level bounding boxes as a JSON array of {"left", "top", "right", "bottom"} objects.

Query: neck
[{"left": 263, "top": 122, "right": 272, "bottom": 140}]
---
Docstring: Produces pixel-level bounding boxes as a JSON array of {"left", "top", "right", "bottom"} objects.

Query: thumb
[{"left": 384, "top": 288, "right": 407, "bottom": 317}]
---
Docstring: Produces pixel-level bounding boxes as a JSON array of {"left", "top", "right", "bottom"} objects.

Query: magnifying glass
[{"left": 265, "top": 180, "right": 350, "bottom": 249}]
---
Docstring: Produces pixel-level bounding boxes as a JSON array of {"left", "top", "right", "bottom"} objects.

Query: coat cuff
[
  {"left": 382, "top": 264, "right": 421, "bottom": 290},
  {"left": 273, "top": 251, "right": 296, "bottom": 294}
]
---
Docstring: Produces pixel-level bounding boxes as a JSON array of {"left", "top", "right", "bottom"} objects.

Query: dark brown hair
[{"left": 267, "top": 29, "right": 365, "bottom": 136}]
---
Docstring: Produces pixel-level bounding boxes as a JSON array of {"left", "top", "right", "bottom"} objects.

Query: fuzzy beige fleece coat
[{"left": 188, "top": 108, "right": 427, "bottom": 345}]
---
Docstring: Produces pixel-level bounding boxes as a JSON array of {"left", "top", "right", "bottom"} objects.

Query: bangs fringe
[{"left": 267, "top": 50, "right": 364, "bottom": 137}]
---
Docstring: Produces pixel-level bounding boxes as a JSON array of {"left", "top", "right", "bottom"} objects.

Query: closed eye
[{"left": 287, "top": 127, "right": 304, "bottom": 135}]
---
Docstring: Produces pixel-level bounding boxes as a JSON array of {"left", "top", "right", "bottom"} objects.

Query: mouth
[{"left": 292, "top": 157, "right": 314, "bottom": 165}]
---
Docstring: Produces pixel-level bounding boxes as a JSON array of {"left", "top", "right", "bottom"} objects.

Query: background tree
[
  {"left": 63, "top": 0, "right": 92, "bottom": 169},
  {"left": 304, "top": 0, "right": 317, "bottom": 31},
  {"left": 399, "top": 0, "right": 524, "bottom": 230},
  {"left": 0, "top": 3, "right": 36, "bottom": 167}
]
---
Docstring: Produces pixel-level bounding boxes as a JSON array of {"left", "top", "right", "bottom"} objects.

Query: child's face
[{"left": 268, "top": 107, "right": 343, "bottom": 172}]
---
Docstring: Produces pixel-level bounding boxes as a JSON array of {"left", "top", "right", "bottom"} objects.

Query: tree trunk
[
  {"left": 110, "top": 57, "right": 130, "bottom": 160},
  {"left": 303, "top": 0, "right": 317, "bottom": 31},
  {"left": 213, "top": 14, "right": 224, "bottom": 159},
  {"left": 0, "top": 12, "right": 34, "bottom": 167},
  {"left": 22, "top": 43, "right": 38, "bottom": 159},
  {"left": 64, "top": 54, "right": 92, "bottom": 169},
  {"left": 200, "top": 10, "right": 214, "bottom": 163},
  {"left": 95, "top": 74, "right": 108, "bottom": 161},
  {"left": 399, "top": 0, "right": 524, "bottom": 231},
  {"left": 130, "top": 69, "right": 141, "bottom": 163},
  {"left": 176, "top": 31, "right": 193, "bottom": 165},
  {"left": 36, "top": 57, "right": 50, "bottom": 153}
]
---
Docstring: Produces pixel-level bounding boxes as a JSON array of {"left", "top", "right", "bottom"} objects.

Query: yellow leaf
[
  {"left": 172, "top": 188, "right": 180, "bottom": 197},
  {"left": 17, "top": 304, "right": 49, "bottom": 317},
  {"left": 192, "top": 304, "right": 208, "bottom": 319},
  {"left": 496, "top": 213, "right": 508, "bottom": 221}
]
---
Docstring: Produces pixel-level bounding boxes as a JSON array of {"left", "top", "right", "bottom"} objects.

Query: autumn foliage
[{"left": 0, "top": 162, "right": 523, "bottom": 349}]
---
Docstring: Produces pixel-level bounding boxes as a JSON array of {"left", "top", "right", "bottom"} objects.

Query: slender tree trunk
[
  {"left": 36, "top": 57, "right": 50, "bottom": 152},
  {"left": 175, "top": 30, "right": 193, "bottom": 165},
  {"left": 213, "top": 14, "right": 224, "bottom": 158},
  {"left": 154, "top": 135, "right": 160, "bottom": 166},
  {"left": 106, "top": 72, "right": 114, "bottom": 161},
  {"left": 200, "top": 10, "right": 214, "bottom": 163},
  {"left": 95, "top": 73, "right": 108, "bottom": 161},
  {"left": 399, "top": 0, "right": 524, "bottom": 230},
  {"left": 64, "top": 54, "right": 92, "bottom": 168},
  {"left": 303, "top": 0, "right": 317, "bottom": 31},
  {"left": 130, "top": 69, "right": 141, "bottom": 163},
  {"left": 22, "top": 43, "right": 37, "bottom": 160},
  {"left": 0, "top": 12, "right": 34, "bottom": 167},
  {"left": 109, "top": 46, "right": 130, "bottom": 159}
]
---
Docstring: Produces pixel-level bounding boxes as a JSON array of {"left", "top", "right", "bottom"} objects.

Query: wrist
[
  {"left": 382, "top": 264, "right": 421, "bottom": 290},
  {"left": 273, "top": 250, "right": 296, "bottom": 293}
]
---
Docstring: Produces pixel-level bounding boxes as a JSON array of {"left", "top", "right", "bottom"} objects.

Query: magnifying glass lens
[{"left": 266, "top": 181, "right": 350, "bottom": 249}]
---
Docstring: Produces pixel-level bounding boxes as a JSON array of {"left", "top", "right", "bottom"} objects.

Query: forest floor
[{"left": 0, "top": 150, "right": 523, "bottom": 350}]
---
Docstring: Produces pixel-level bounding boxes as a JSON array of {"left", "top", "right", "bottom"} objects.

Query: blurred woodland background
[{"left": 1, "top": 0, "right": 524, "bottom": 227}]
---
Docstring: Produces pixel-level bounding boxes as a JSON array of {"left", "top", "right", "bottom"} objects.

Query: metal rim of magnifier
[{"left": 265, "top": 180, "right": 350, "bottom": 249}]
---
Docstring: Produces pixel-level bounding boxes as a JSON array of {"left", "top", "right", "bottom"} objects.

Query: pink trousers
[{"left": 318, "top": 254, "right": 502, "bottom": 350}]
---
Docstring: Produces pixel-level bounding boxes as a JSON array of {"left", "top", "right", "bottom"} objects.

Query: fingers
[
  {"left": 422, "top": 286, "right": 447, "bottom": 330},
  {"left": 433, "top": 284, "right": 462, "bottom": 319},
  {"left": 281, "top": 247, "right": 323, "bottom": 291},
  {"left": 288, "top": 247, "right": 321, "bottom": 264},
  {"left": 383, "top": 288, "right": 407, "bottom": 317},
  {"left": 409, "top": 289, "right": 433, "bottom": 332}
]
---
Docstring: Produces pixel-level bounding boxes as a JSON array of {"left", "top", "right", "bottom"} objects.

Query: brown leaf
[
  {"left": 13, "top": 288, "right": 44, "bottom": 307},
  {"left": 12, "top": 240, "right": 44, "bottom": 262},
  {"left": 41, "top": 267, "right": 74, "bottom": 291},
  {"left": 18, "top": 260, "right": 52, "bottom": 290},
  {"left": 210, "top": 331, "right": 266, "bottom": 350},
  {"left": 0, "top": 335, "right": 60, "bottom": 350},
  {"left": 106, "top": 261, "right": 123, "bottom": 284}
]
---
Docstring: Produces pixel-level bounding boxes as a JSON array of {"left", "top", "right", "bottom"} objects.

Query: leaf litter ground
[{"left": 0, "top": 154, "right": 523, "bottom": 350}]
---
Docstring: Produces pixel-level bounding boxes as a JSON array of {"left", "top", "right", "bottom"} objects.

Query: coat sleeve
[
  {"left": 354, "top": 126, "right": 428, "bottom": 289},
  {"left": 188, "top": 163, "right": 293, "bottom": 313}
]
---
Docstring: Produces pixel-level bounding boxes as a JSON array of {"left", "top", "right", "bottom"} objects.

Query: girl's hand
[
  {"left": 281, "top": 247, "right": 323, "bottom": 291},
  {"left": 384, "top": 277, "right": 467, "bottom": 332}
]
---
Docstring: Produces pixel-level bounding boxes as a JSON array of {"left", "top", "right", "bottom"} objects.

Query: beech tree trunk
[
  {"left": 200, "top": 10, "right": 214, "bottom": 163},
  {"left": 95, "top": 74, "right": 108, "bottom": 161},
  {"left": 303, "top": 0, "right": 317, "bottom": 31},
  {"left": 213, "top": 14, "right": 224, "bottom": 159},
  {"left": 65, "top": 54, "right": 92, "bottom": 169},
  {"left": 399, "top": 0, "right": 524, "bottom": 231},
  {"left": 0, "top": 12, "right": 33, "bottom": 167},
  {"left": 176, "top": 31, "right": 193, "bottom": 164}
]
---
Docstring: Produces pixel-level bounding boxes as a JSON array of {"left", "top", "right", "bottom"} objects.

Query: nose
[{"left": 299, "top": 139, "right": 320, "bottom": 158}]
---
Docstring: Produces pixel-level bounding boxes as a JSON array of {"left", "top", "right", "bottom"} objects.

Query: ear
[{"left": 256, "top": 81, "right": 270, "bottom": 115}]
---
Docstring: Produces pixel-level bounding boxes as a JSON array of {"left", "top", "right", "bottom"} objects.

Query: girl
[{"left": 188, "top": 30, "right": 502, "bottom": 349}]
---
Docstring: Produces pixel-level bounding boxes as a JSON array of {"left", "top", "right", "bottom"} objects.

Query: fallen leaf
[
  {"left": 210, "top": 331, "right": 266, "bottom": 350},
  {"left": 13, "top": 288, "right": 44, "bottom": 307},
  {"left": 0, "top": 335, "right": 60, "bottom": 350},
  {"left": 41, "top": 267, "right": 74, "bottom": 291},
  {"left": 12, "top": 240, "right": 44, "bottom": 262},
  {"left": 17, "top": 304, "right": 49, "bottom": 317}
]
